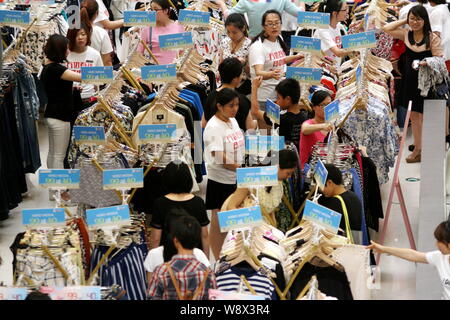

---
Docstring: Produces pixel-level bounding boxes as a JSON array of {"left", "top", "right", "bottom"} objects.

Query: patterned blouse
[{"left": 221, "top": 37, "right": 252, "bottom": 79}]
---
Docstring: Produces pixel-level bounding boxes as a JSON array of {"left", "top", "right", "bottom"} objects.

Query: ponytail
[
  {"left": 318, "top": 0, "right": 344, "bottom": 14},
  {"left": 80, "top": 7, "right": 92, "bottom": 36},
  {"left": 80, "top": 0, "right": 99, "bottom": 22}
]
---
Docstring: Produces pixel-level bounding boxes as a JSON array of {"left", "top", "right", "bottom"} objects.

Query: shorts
[{"left": 205, "top": 179, "right": 237, "bottom": 210}]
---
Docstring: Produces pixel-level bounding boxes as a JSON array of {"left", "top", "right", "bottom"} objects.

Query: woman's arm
[
  {"left": 381, "top": 18, "right": 407, "bottom": 40},
  {"left": 201, "top": 226, "right": 210, "bottom": 259},
  {"left": 367, "top": 241, "right": 428, "bottom": 263},
  {"left": 101, "top": 53, "right": 113, "bottom": 66},
  {"left": 99, "top": 19, "right": 124, "bottom": 30},
  {"left": 245, "top": 112, "right": 257, "bottom": 130},
  {"left": 285, "top": 53, "right": 304, "bottom": 64},
  {"left": 253, "top": 64, "right": 282, "bottom": 80},
  {"left": 61, "top": 69, "right": 82, "bottom": 82},
  {"left": 328, "top": 46, "right": 353, "bottom": 58},
  {"left": 150, "top": 228, "right": 162, "bottom": 249},
  {"left": 301, "top": 121, "right": 333, "bottom": 135},
  {"left": 250, "top": 76, "right": 271, "bottom": 129},
  {"left": 201, "top": 114, "right": 207, "bottom": 128}
]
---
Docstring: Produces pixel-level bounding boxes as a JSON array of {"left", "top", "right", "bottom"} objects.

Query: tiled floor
[{"left": 0, "top": 120, "right": 442, "bottom": 300}]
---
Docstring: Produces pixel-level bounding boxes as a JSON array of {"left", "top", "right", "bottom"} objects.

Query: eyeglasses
[
  {"left": 409, "top": 17, "right": 423, "bottom": 23},
  {"left": 265, "top": 22, "right": 281, "bottom": 28}
]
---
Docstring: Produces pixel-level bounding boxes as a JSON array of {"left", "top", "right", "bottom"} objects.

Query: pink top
[
  {"left": 137, "top": 21, "right": 185, "bottom": 65},
  {"left": 299, "top": 119, "right": 327, "bottom": 169}
]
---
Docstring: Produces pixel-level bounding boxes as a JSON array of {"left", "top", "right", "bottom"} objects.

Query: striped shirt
[
  {"left": 216, "top": 266, "right": 276, "bottom": 300},
  {"left": 148, "top": 255, "right": 217, "bottom": 300}
]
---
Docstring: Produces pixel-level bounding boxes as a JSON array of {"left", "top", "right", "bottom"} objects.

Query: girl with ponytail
[{"left": 248, "top": 10, "right": 303, "bottom": 107}]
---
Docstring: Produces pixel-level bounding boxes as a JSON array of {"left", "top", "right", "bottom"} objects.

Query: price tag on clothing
[
  {"left": 159, "top": 32, "right": 193, "bottom": 51},
  {"left": 81, "top": 66, "right": 114, "bottom": 84},
  {"left": 38, "top": 169, "right": 81, "bottom": 189},
  {"left": 341, "top": 31, "right": 377, "bottom": 50},
  {"left": 141, "top": 64, "right": 177, "bottom": 82},
  {"left": 265, "top": 99, "right": 280, "bottom": 125},
  {"left": 303, "top": 200, "right": 342, "bottom": 233},
  {"left": 0, "top": 287, "right": 28, "bottom": 300},
  {"left": 179, "top": 9, "right": 210, "bottom": 26},
  {"left": 40, "top": 286, "right": 101, "bottom": 300},
  {"left": 237, "top": 166, "right": 278, "bottom": 188},
  {"left": 297, "top": 12, "right": 330, "bottom": 29},
  {"left": 286, "top": 67, "right": 322, "bottom": 85},
  {"left": 86, "top": 204, "right": 131, "bottom": 228},
  {"left": 0, "top": 10, "right": 30, "bottom": 27},
  {"left": 291, "top": 36, "right": 321, "bottom": 54},
  {"left": 22, "top": 208, "right": 66, "bottom": 227},
  {"left": 73, "top": 126, "right": 106, "bottom": 145},
  {"left": 123, "top": 11, "right": 156, "bottom": 27},
  {"left": 103, "top": 168, "right": 144, "bottom": 190},
  {"left": 218, "top": 206, "right": 263, "bottom": 233},
  {"left": 138, "top": 124, "right": 178, "bottom": 143},
  {"left": 324, "top": 100, "right": 340, "bottom": 122},
  {"left": 314, "top": 159, "right": 328, "bottom": 189},
  {"left": 209, "top": 289, "right": 265, "bottom": 300}
]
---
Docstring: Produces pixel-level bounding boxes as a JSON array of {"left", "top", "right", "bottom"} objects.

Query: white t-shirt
[
  {"left": 426, "top": 250, "right": 450, "bottom": 300},
  {"left": 90, "top": 26, "right": 114, "bottom": 55},
  {"left": 67, "top": 46, "right": 103, "bottom": 99},
  {"left": 94, "top": 0, "right": 110, "bottom": 26},
  {"left": 249, "top": 38, "right": 287, "bottom": 103},
  {"left": 313, "top": 23, "right": 344, "bottom": 68},
  {"left": 429, "top": 4, "right": 450, "bottom": 60},
  {"left": 144, "top": 246, "right": 210, "bottom": 273},
  {"left": 399, "top": 2, "right": 433, "bottom": 20},
  {"left": 203, "top": 116, "right": 245, "bottom": 184}
]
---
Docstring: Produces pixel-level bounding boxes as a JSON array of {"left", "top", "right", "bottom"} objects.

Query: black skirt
[{"left": 205, "top": 179, "right": 237, "bottom": 210}]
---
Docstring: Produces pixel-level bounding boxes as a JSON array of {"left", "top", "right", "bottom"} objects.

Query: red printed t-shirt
[{"left": 300, "top": 119, "right": 327, "bottom": 169}]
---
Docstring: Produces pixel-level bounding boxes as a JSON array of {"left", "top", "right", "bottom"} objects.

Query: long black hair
[
  {"left": 407, "top": 5, "right": 433, "bottom": 49},
  {"left": 225, "top": 13, "right": 249, "bottom": 38},
  {"left": 152, "top": 0, "right": 178, "bottom": 20},
  {"left": 213, "top": 88, "right": 239, "bottom": 115},
  {"left": 251, "top": 10, "right": 289, "bottom": 56},
  {"left": 318, "top": 0, "right": 345, "bottom": 15}
]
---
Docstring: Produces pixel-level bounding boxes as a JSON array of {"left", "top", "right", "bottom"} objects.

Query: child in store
[{"left": 367, "top": 220, "right": 450, "bottom": 300}]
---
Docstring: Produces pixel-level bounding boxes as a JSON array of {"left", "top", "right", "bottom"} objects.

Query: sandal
[{"left": 406, "top": 152, "right": 421, "bottom": 163}]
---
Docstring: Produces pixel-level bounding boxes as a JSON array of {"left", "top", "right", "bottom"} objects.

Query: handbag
[{"left": 427, "top": 78, "right": 449, "bottom": 102}]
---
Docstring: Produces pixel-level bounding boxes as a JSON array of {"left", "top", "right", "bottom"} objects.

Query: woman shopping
[
  {"left": 137, "top": 0, "right": 185, "bottom": 65},
  {"left": 248, "top": 10, "right": 304, "bottom": 107},
  {"left": 382, "top": 5, "right": 444, "bottom": 163},
  {"left": 203, "top": 88, "right": 245, "bottom": 260}
]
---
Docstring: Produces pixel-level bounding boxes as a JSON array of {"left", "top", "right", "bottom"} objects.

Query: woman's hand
[
  {"left": 252, "top": 76, "right": 263, "bottom": 89},
  {"left": 271, "top": 69, "right": 283, "bottom": 80},
  {"left": 322, "top": 123, "right": 334, "bottom": 132},
  {"left": 419, "top": 60, "right": 428, "bottom": 67},
  {"left": 366, "top": 240, "right": 385, "bottom": 253}
]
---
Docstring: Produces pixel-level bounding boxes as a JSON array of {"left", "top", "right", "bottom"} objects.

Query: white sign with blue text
[
  {"left": 218, "top": 206, "right": 263, "bottom": 233},
  {"left": 103, "top": 168, "right": 144, "bottom": 190},
  {"left": 86, "top": 205, "right": 131, "bottom": 229},
  {"left": 0, "top": 10, "right": 30, "bottom": 27},
  {"left": 22, "top": 208, "right": 66, "bottom": 227},
  {"left": 73, "top": 126, "right": 106, "bottom": 145},
  {"left": 324, "top": 100, "right": 340, "bottom": 122},
  {"left": 81, "top": 66, "right": 113, "bottom": 84},
  {"left": 341, "top": 31, "right": 377, "bottom": 50},
  {"left": 314, "top": 159, "right": 328, "bottom": 190},
  {"left": 297, "top": 12, "right": 330, "bottom": 29},
  {"left": 138, "top": 124, "right": 177, "bottom": 143},
  {"left": 124, "top": 11, "right": 156, "bottom": 27},
  {"left": 237, "top": 166, "right": 278, "bottom": 188},
  {"left": 265, "top": 100, "right": 280, "bottom": 125},
  {"left": 39, "top": 169, "right": 80, "bottom": 189},
  {"left": 304, "top": 200, "right": 342, "bottom": 233}
]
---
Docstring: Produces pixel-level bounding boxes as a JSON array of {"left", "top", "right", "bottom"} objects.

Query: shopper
[
  {"left": 248, "top": 10, "right": 304, "bottom": 106},
  {"left": 147, "top": 214, "right": 217, "bottom": 300},
  {"left": 203, "top": 88, "right": 245, "bottom": 260},
  {"left": 144, "top": 208, "right": 210, "bottom": 285},
  {"left": 203, "top": 57, "right": 255, "bottom": 132},
  {"left": 92, "top": 0, "right": 124, "bottom": 30},
  {"left": 318, "top": 164, "right": 362, "bottom": 243},
  {"left": 367, "top": 220, "right": 450, "bottom": 300},
  {"left": 251, "top": 76, "right": 310, "bottom": 150},
  {"left": 214, "top": 0, "right": 304, "bottom": 38},
  {"left": 313, "top": 0, "right": 351, "bottom": 68},
  {"left": 300, "top": 90, "right": 333, "bottom": 169},
  {"left": 137, "top": 0, "right": 185, "bottom": 65},
  {"left": 80, "top": 0, "right": 114, "bottom": 66},
  {"left": 66, "top": 24, "right": 103, "bottom": 110},
  {"left": 149, "top": 161, "right": 210, "bottom": 258},
  {"left": 428, "top": 0, "right": 450, "bottom": 70},
  {"left": 382, "top": 5, "right": 444, "bottom": 163},
  {"left": 40, "top": 35, "right": 82, "bottom": 171},
  {"left": 220, "top": 13, "right": 252, "bottom": 95}
]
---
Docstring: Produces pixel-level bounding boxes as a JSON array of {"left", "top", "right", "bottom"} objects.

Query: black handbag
[{"left": 428, "top": 78, "right": 449, "bottom": 103}]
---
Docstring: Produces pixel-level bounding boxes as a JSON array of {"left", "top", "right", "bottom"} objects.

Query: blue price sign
[
  {"left": 341, "top": 31, "right": 377, "bottom": 50},
  {"left": 218, "top": 206, "right": 263, "bottom": 233},
  {"left": 179, "top": 9, "right": 210, "bottom": 26},
  {"left": 159, "top": 32, "right": 193, "bottom": 51},
  {"left": 141, "top": 64, "right": 177, "bottom": 82},
  {"left": 304, "top": 200, "right": 342, "bottom": 233},
  {"left": 237, "top": 166, "right": 278, "bottom": 188},
  {"left": 0, "top": 287, "right": 28, "bottom": 300},
  {"left": 43, "top": 286, "right": 102, "bottom": 300},
  {"left": 73, "top": 126, "right": 105, "bottom": 145},
  {"left": 324, "top": 100, "right": 340, "bottom": 122},
  {"left": 286, "top": 67, "right": 322, "bottom": 84},
  {"left": 265, "top": 99, "right": 280, "bottom": 125},
  {"left": 22, "top": 208, "right": 66, "bottom": 227},
  {"left": 314, "top": 159, "right": 328, "bottom": 189},
  {"left": 86, "top": 204, "right": 131, "bottom": 228},
  {"left": 138, "top": 124, "right": 177, "bottom": 143},
  {"left": 81, "top": 66, "right": 113, "bottom": 84},
  {"left": 103, "top": 168, "right": 144, "bottom": 190},
  {"left": 291, "top": 36, "right": 321, "bottom": 53},
  {"left": 124, "top": 11, "right": 156, "bottom": 27},
  {"left": 0, "top": 10, "right": 30, "bottom": 27},
  {"left": 297, "top": 11, "right": 330, "bottom": 29},
  {"left": 38, "top": 169, "right": 80, "bottom": 189}
]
